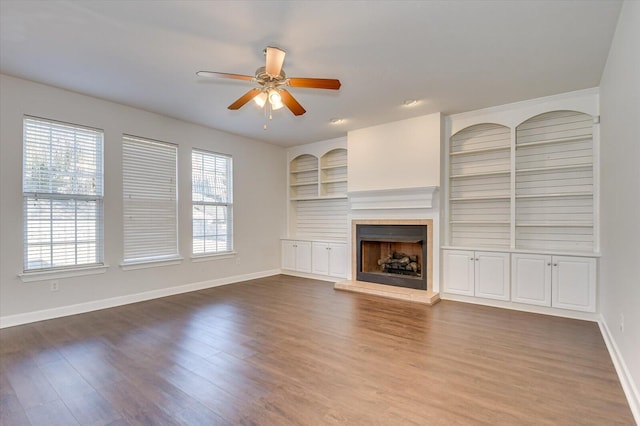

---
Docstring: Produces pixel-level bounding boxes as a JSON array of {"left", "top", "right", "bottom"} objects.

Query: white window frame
[
  {"left": 21, "top": 116, "right": 104, "bottom": 274},
  {"left": 122, "top": 135, "right": 181, "bottom": 268},
  {"left": 191, "top": 149, "right": 233, "bottom": 257}
]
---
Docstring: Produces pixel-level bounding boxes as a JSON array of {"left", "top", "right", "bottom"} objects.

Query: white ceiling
[{"left": 0, "top": 1, "right": 622, "bottom": 147}]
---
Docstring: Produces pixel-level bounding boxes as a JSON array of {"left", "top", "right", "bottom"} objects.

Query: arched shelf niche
[
  {"left": 514, "top": 110, "right": 595, "bottom": 252},
  {"left": 289, "top": 154, "right": 319, "bottom": 200},
  {"left": 448, "top": 123, "right": 511, "bottom": 248}
]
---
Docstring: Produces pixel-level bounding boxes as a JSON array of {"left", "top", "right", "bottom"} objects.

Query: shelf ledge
[
  {"left": 516, "top": 163, "right": 592, "bottom": 174},
  {"left": 450, "top": 170, "right": 510, "bottom": 179},
  {"left": 290, "top": 168, "right": 318, "bottom": 174},
  {"left": 516, "top": 192, "right": 593, "bottom": 199},
  {"left": 450, "top": 195, "right": 510, "bottom": 201},
  {"left": 320, "top": 164, "right": 347, "bottom": 170},
  {"left": 450, "top": 146, "right": 510, "bottom": 156},
  {"left": 516, "top": 135, "right": 591, "bottom": 148}
]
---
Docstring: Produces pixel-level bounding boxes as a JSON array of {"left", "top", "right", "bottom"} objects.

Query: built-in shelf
[
  {"left": 450, "top": 195, "right": 510, "bottom": 201},
  {"left": 320, "top": 164, "right": 347, "bottom": 171},
  {"left": 516, "top": 163, "right": 592, "bottom": 174},
  {"left": 290, "top": 195, "right": 348, "bottom": 201},
  {"left": 449, "top": 146, "right": 510, "bottom": 156},
  {"left": 516, "top": 222, "right": 593, "bottom": 227},
  {"left": 450, "top": 170, "right": 510, "bottom": 179},
  {"left": 516, "top": 135, "right": 590, "bottom": 149},
  {"left": 290, "top": 182, "right": 318, "bottom": 187},
  {"left": 515, "top": 192, "right": 593, "bottom": 199},
  {"left": 321, "top": 178, "right": 347, "bottom": 184},
  {"left": 450, "top": 221, "right": 510, "bottom": 225},
  {"left": 290, "top": 167, "right": 318, "bottom": 174}
]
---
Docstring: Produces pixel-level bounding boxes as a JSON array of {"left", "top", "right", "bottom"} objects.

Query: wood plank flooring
[{"left": 0, "top": 275, "right": 634, "bottom": 425}]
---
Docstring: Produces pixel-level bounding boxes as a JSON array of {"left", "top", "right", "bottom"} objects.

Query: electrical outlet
[
  {"left": 620, "top": 313, "right": 624, "bottom": 333},
  {"left": 50, "top": 280, "right": 59, "bottom": 292}
]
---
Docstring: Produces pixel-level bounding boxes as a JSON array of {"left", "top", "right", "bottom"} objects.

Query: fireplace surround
[
  {"left": 356, "top": 224, "right": 427, "bottom": 290},
  {"left": 334, "top": 219, "right": 438, "bottom": 304}
]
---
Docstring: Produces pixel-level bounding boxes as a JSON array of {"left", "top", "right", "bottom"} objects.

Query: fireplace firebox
[{"left": 356, "top": 224, "right": 428, "bottom": 290}]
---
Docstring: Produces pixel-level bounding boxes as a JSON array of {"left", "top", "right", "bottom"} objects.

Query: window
[
  {"left": 22, "top": 117, "right": 104, "bottom": 271},
  {"left": 122, "top": 135, "right": 178, "bottom": 263},
  {"left": 192, "top": 150, "right": 233, "bottom": 255}
]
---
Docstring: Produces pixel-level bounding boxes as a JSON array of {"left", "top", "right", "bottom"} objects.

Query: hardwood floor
[{"left": 0, "top": 275, "right": 634, "bottom": 425}]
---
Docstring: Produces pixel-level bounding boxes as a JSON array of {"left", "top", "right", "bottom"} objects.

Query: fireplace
[{"left": 356, "top": 224, "right": 428, "bottom": 290}]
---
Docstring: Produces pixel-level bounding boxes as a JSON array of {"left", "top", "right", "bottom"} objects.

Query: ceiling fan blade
[
  {"left": 196, "top": 71, "right": 254, "bottom": 82},
  {"left": 265, "top": 46, "right": 286, "bottom": 77},
  {"left": 228, "top": 88, "right": 263, "bottom": 110},
  {"left": 287, "top": 78, "right": 341, "bottom": 90},
  {"left": 279, "top": 89, "right": 306, "bottom": 116}
]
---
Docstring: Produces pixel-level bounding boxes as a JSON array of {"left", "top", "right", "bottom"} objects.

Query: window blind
[
  {"left": 122, "top": 135, "right": 178, "bottom": 263},
  {"left": 23, "top": 117, "right": 104, "bottom": 271},
  {"left": 192, "top": 149, "right": 233, "bottom": 254}
]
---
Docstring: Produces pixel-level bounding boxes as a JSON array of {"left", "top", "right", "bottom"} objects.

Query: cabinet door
[
  {"left": 443, "top": 250, "right": 475, "bottom": 296},
  {"left": 328, "top": 243, "right": 347, "bottom": 278},
  {"left": 552, "top": 256, "right": 596, "bottom": 312},
  {"left": 474, "top": 251, "right": 510, "bottom": 301},
  {"left": 282, "top": 240, "right": 297, "bottom": 271},
  {"left": 295, "top": 241, "right": 312, "bottom": 273},
  {"left": 511, "top": 254, "right": 552, "bottom": 306},
  {"left": 311, "top": 242, "right": 329, "bottom": 275}
]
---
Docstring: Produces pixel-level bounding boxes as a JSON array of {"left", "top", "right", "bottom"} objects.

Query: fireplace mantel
[{"left": 347, "top": 186, "right": 438, "bottom": 211}]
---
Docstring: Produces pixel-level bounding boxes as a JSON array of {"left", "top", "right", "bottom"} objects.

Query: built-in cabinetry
[
  {"left": 283, "top": 138, "right": 349, "bottom": 280},
  {"left": 311, "top": 242, "right": 347, "bottom": 278},
  {"left": 511, "top": 254, "right": 596, "bottom": 312},
  {"left": 443, "top": 90, "right": 599, "bottom": 314},
  {"left": 281, "top": 240, "right": 312, "bottom": 273},
  {"left": 443, "top": 250, "right": 510, "bottom": 301},
  {"left": 281, "top": 239, "right": 347, "bottom": 279}
]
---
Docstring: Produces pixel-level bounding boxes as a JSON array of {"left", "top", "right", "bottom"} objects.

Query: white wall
[
  {"left": 347, "top": 113, "right": 441, "bottom": 192},
  {"left": 599, "top": 0, "right": 640, "bottom": 419},
  {"left": 0, "top": 74, "right": 286, "bottom": 323}
]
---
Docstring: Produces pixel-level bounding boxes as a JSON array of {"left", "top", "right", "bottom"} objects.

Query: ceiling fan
[{"left": 196, "top": 46, "right": 341, "bottom": 117}]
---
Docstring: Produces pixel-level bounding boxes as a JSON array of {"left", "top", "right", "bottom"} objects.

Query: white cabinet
[
  {"left": 443, "top": 250, "right": 510, "bottom": 301},
  {"left": 511, "top": 254, "right": 596, "bottom": 312},
  {"left": 281, "top": 240, "right": 312, "bottom": 273},
  {"left": 443, "top": 250, "right": 475, "bottom": 296},
  {"left": 552, "top": 256, "right": 596, "bottom": 312},
  {"left": 511, "top": 253, "right": 552, "bottom": 306},
  {"left": 312, "top": 242, "right": 347, "bottom": 278}
]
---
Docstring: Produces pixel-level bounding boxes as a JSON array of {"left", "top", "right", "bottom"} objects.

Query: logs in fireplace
[{"left": 377, "top": 252, "right": 421, "bottom": 276}]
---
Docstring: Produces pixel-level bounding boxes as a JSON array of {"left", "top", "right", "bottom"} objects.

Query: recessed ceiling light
[
  {"left": 403, "top": 99, "right": 418, "bottom": 107},
  {"left": 329, "top": 118, "right": 344, "bottom": 124}
]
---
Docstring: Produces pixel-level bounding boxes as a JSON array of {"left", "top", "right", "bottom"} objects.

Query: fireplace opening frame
[{"left": 356, "top": 224, "right": 428, "bottom": 290}]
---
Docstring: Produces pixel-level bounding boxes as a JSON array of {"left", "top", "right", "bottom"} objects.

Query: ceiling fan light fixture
[
  {"left": 403, "top": 99, "right": 418, "bottom": 107},
  {"left": 329, "top": 117, "right": 344, "bottom": 124},
  {"left": 253, "top": 91, "right": 268, "bottom": 108}
]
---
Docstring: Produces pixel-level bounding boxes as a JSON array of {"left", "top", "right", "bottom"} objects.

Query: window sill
[
  {"left": 19, "top": 264, "right": 109, "bottom": 283},
  {"left": 119, "top": 257, "right": 184, "bottom": 271},
  {"left": 191, "top": 252, "right": 237, "bottom": 263}
]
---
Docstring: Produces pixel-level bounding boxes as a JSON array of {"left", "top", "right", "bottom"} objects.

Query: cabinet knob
[
  {"left": 547, "top": 262, "right": 551, "bottom": 266},
  {"left": 470, "top": 257, "right": 474, "bottom": 261},
  {"left": 553, "top": 263, "right": 558, "bottom": 267},
  {"left": 475, "top": 258, "right": 479, "bottom": 261}
]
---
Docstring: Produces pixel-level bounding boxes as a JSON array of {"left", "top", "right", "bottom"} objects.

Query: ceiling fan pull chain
[{"left": 263, "top": 100, "right": 269, "bottom": 131}]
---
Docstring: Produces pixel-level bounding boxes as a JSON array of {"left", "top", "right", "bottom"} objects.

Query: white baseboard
[
  {"left": 0, "top": 269, "right": 281, "bottom": 329},
  {"left": 441, "top": 293, "right": 599, "bottom": 322},
  {"left": 598, "top": 316, "right": 640, "bottom": 424},
  {"left": 280, "top": 269, "right": 341, "bottom": 283}
]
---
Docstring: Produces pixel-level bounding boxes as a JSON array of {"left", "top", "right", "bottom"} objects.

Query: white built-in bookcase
[
  {"left": 445, "top": 91, "right": 599, "bottom": 255},
  {"left": 442, "top": 89, "right": 600, "bottom": 314},
  {"left": 286, "top": 137, "right": 349, "bottom": 242}
]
